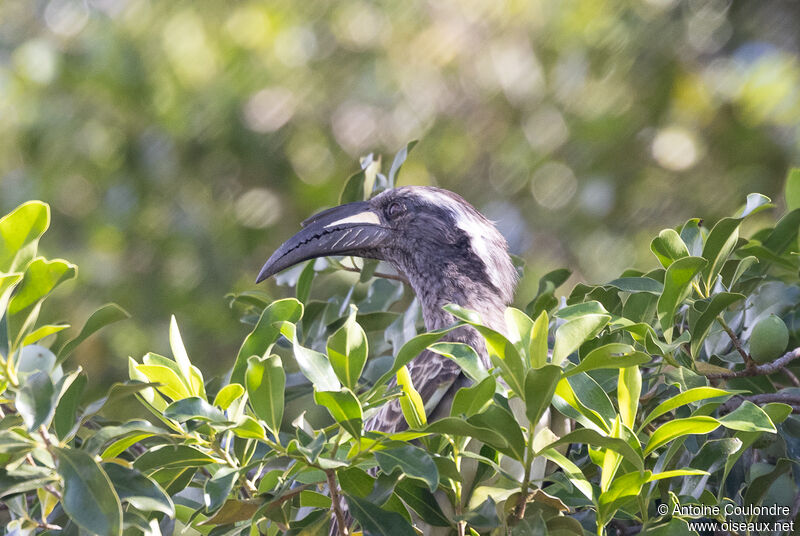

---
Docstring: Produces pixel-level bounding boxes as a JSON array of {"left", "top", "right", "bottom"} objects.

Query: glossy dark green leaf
[
  {"left": 688, "top": 292, "right": 745, "bottom": 357},
  {"left": 469, "top": 404, "right": 526, "bottom": 461},
  {"left": 374, "top": 327, "right": 456, "bottom": 388},
  {"left": 644, "top": 416, "right": 720, "bottom": 454},
  {"left": 422, "top": 417, "right": 508, "bottom": 449},
  {"left": 164, "top": 396, "right": 227, "bottom": 423},
  {"left": 452, "top": 375, "right": 496, "bottom": 417},
  {"left": 718, "top": 400, "right": 775, "bottom": 432},
  {"left": 543, "top": 428, "right": 644, "bottom": 472},
  {"left": 650, "top": 229, "right": 689, "bottom": 268},
  {"left": 204, "top": 467, "right": 238, "bottom": 512},
  {"left": 103, "top": 463, "right": 174, "bottom": 516},
  {"left": 281, "top": 322, "right": 341, "bottom": 391},
  {"left": 393, "top": 479, "right": 451, "bottom": 527},
  {"left": 314, "top": 388, "right": 362, "bottom": 438},
  {"left": 345, "top": 494, "right": 416, "bottom": 536},
  {"left": 701, "top": 217, "right": 741, "bottom": 292},
  {"left": 133, "top": 444, "right": 218, "bottom": 472},
  {"left": 656, "top": 256, "right": 706, "bottom": 342},
  {"left": 605, "top": 277, "right": 663, "bottom": 294},
  {"left": 375, "top": 444, "right": 439, "bottom": 492},
  {"left": 524, "top": 365, "right": 561, "bottom": 426},
  {"left": 327, "top": 305, "right": 368, "bottom": 389},
  {"left": 743, "top": 458, "right": 792, "bottom": 507},
  {"left": 231, "top": 298, "right": 303, "bottom": 385},
  {"left": 55, "top": 447, "right": 122, "bottom": 536},
  {"left": 17, "top": 370, "right": 56, "bottom": 431},
  {"left": 428, "top": 341, "right": 488, "bottom": 382},
  {"left": 564, "top": 343, "right": 650, "bottom": 377},
  {"left": 246, "top": 355, "right": 285, "bottom": 436},
  {"left": 56, "top": 303, "right": 130, "bottom": 363},
  {"left": 551, "top": 313, "right": 611, "bottom": 365},
  {"left": 54, "top": 371, "right": 86, "bottom": 440}
]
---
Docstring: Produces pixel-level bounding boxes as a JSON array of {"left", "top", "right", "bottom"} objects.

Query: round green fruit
[{"left": 749, "top": 314, "right": 789, "bottom": 364}]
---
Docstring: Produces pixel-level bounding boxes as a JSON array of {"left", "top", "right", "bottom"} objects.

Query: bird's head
[{"left": 257, "top": 186, "right": 517, "bottom": 324}]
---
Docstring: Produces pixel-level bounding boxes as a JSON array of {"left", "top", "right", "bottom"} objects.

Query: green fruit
[{"left": 749, "top": 314, "right": 789, "bottom": 363}]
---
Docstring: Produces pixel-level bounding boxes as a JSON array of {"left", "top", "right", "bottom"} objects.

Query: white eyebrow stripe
[{"left": 325, "top": 212, "right": 381, "bottom": 228}]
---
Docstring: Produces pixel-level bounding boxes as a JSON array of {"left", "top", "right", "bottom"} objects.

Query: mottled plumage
[{"left": 257, "top": 186, "right": 521, "bottom": 534}]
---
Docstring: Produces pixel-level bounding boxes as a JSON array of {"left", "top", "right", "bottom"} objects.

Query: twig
[
  {"left": 719, "top": 393, "right": 800, "bottom": 415},
  {"left": 337, "top": 264, "right": 409, "bottom": 285},
  {"left": 325, "top": 470, "right": 348, "bottom": 536},
  {"left": 703, "top": 348, "right": 800, "bottom": 379},
  {"left": 783, "top": 367, "right": 800, "bottom": 387},
  {"left": 718, "top": 316, "right": 755, "bottom": 368}
]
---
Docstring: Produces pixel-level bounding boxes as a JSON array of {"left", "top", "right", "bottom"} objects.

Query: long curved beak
[{"left": 256, "top": 201, "right": 389, "bottom": 283}]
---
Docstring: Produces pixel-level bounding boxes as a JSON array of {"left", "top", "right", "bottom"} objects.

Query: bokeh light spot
[
  {"left": 234, "top": 188, "right": 282, "bottom": 229},
  {"left": 242, "top": 88, "right": 296, "bottom": 133},
  {"left": 530, "top": 162, "right": 578, "bottom": 210},
  {"left": 651, "top": 126, "right": 700, "bottom": 171}
]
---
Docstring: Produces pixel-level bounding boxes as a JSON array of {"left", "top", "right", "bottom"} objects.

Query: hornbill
[{"left": 257, "top": 186, "right": 563, "bottom": 532}]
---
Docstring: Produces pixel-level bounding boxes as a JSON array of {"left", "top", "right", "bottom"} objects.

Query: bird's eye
[{"left": 386, "top": 201, "right": 406, "bottom": 219}]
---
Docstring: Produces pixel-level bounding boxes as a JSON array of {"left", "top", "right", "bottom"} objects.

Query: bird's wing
[{"left": 364, "top": 349, "right": 463, "bottom": 434}]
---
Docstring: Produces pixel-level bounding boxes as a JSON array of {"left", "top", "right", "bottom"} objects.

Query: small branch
[
  {"left": 703, "top": 348, "right": 800, "bottom": 379},
  {"left": 783, "top": 367, "right": 800, "bottom": 387},
  {"left": 717, "top": 316, "right": 755, "bottom": 368},
  {"left": 325, "top": 470, "right": 348, "bottom": 536},
  {"left": 719, "top": 393, "right": 800, "bottom": 415},
  {"left": 337, "top": 264, "right": 409, "bottom": 285}
]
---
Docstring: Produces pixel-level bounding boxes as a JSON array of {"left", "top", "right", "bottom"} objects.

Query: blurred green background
[{"left": 2, "top": 0, "right": 799, "bottom": 383}]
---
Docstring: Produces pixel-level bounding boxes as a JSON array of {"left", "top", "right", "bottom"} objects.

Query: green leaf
[
  {"left": 327, "top": 305, "right": 368, "bottom": 389},
  {"left": 701, "top": 217, "right": 741, "bottom": 292},
  {"left": 618, "top": 366, "right": 641, "bottom": 429},
  {"left": 55, "top": 447, "right": 122, "bottom": 536},
  {"left": 281, "top": 322, "right": 341, "bottom": 391},
  {"left": 525, "top": 268, "right": 571, "bottom": 318},
  {"left": 393, "top": 479, "right": 451, "bottom": 527},
  {"left": 375, "top": 445, "right": 439, "bottom": 492},
  {"left": 388, "top": 140, "right": 418, "bottom": 187},
  {"left": 22, "top": 323, "right": 69, "bottom": 347},
  {"left": 452, "top": 375, "right": 496, "bottom": 417},
  {"left": 644, "top": 416, "right": 720, "bottom": 454},
  {"left": 656, "top": 256, "right": 706, "bottom": 342},
  {"left": 0, "top": 201, "right": 49, "bottom": 273},
  {"left": 718, "top": 400, "right": 776, "bottom": 432},
  {"left": 164, "top": 396, "right": 227, "bottom": 423},
  {"left": 650, "top": 229, "right": 689, "bottom": 268},
  {"left": 785, "top": 168, "right": 800, "bottom": 210},
  {"left": 103, "top": 463, "right": 174, "bottom": 516},
  {"left": 524, "top": 365, "right": 561, "bottom": 426},
  {"left": 564, "top": 343, "right": 650, "bottom": 377},
  {"left": 133, "top": 363, "right": 192, "bottom": 401},
  {"left": 422, "top": 417, "right": 508, "bottom": 449},
  {"left": 231, "top": 298, "right": 303, "bottom": 385},
  {"left": 605, "top": 277, "right": 664, "bottom": 294},
  {"left": 314, "top": 389, "right": 362, "bottom": 438},
  {"left": 54, "top": 371, "right": 87, "bottom": 440},
  {"left": 7, "top": 257, "right": 77, "bottom": 346},
  {"left": 639, "top": 387, "right": 732, "bottom": 430},
  {"left": 551, "top": 313, "right": 611, "bottom": 366},
  {"left": 543, "top": 428, "right": 644, "bottom": 472},
  {"left": 17, "top": 370, "right": 56, "bottom": 431},
  {"left": 763, "top": 208, "right": 800, "bottom": 254},
  {"left": 553, "top": 377, "right": 610, "bottom": 434},
  {"left": 374, "top": 328, "right": 456, "bottom": 389},
  {"left": 345, "top": 494, "right": 416, "bottom": 536},
  {"left": 204, "top": 467, "right": 238, "bottom": 512},
  {"left": 133, "top": 445, "right": 218, "bottom": 472},
  {"left": 340, "top": 168, "right": 366, "bottom": 204},
  {"left": 230, "top": 415, "right": 267, "bottom": 440},
  {"left": 246, "top": 355, "right": 285, "bottom": 437},
  {"left": 213, "top": 383, "right": 245, "bottom": 410},
  {"left": 743, "top": 458, "right": 793, "bottom": 507},
  {"left": 397, "top": 365, "right": 426, "bottom": 428},
  {"left": 428, "top": 342, "right": 489, "bottom": 382},
  {"left": 56, "top": 304, "right": 130, "bottom": 363},
  {"left": 688, "top": 292, "right": 745, "bottom": 357},
  {"left": 296, "top": 260, "right": 315, "bottom": 303},
  {"left": 530, "top": 310, "right": 549, "bottom": 368},
  {"left": 468, "top": 405, "right": 526, "bottom": 461},
  {"left": 540, "top": 448, "right": 593, "bottom": 500}
]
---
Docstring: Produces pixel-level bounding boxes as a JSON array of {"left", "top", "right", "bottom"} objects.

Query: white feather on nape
[{"left": 414, "top": 187, "right": 515, "bottom": 302}]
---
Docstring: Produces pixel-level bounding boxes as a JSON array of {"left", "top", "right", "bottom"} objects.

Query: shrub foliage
[{"left": 2, "top": 163, "right": 800, "bottom": 535}]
